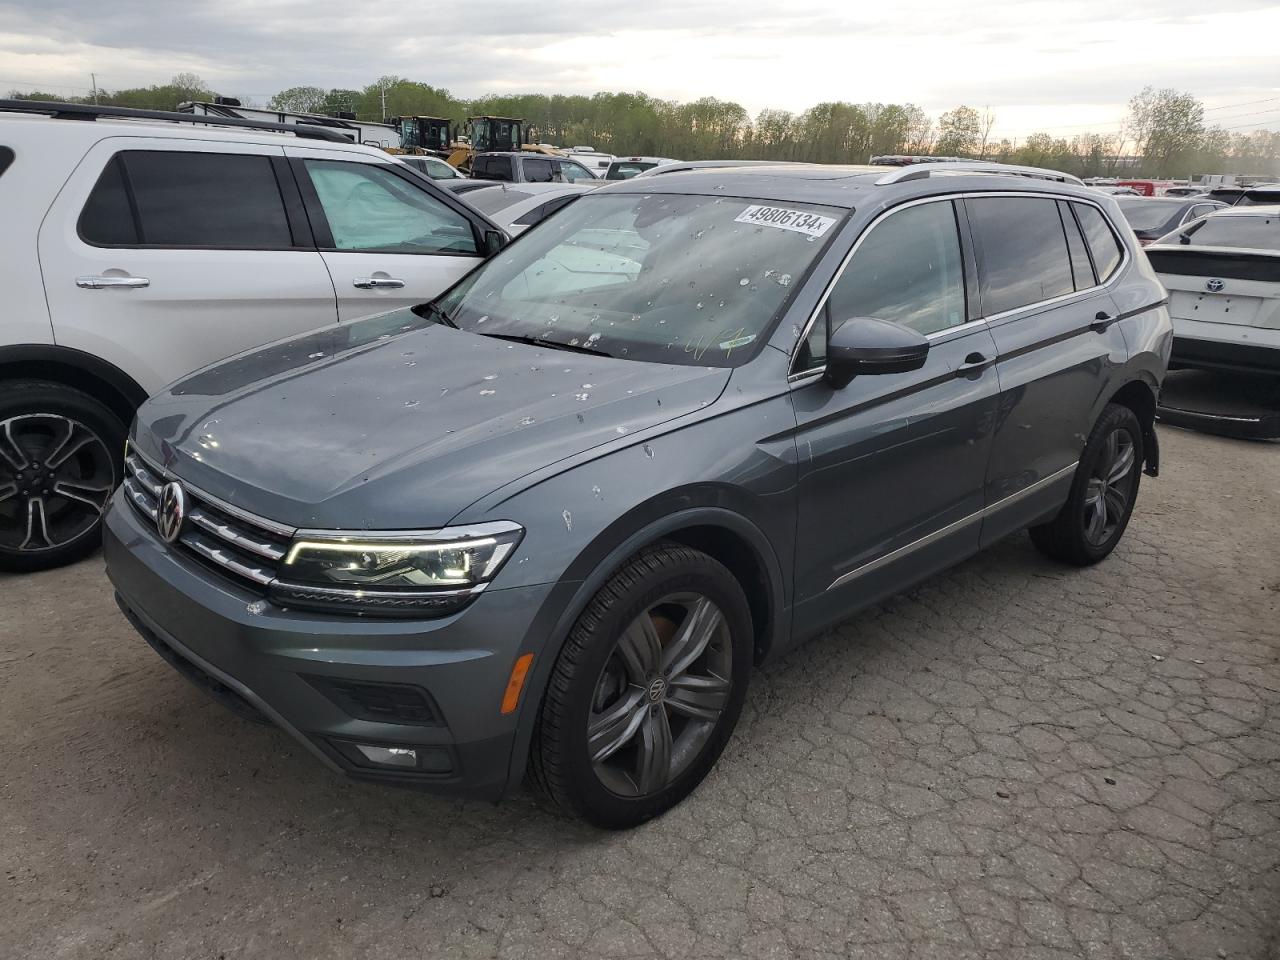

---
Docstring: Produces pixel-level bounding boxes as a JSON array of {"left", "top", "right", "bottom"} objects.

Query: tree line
[{"left": 10, "top": 74, "right": 1278, "bottom": 178}]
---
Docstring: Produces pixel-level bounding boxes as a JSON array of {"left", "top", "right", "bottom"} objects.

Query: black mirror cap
[
  {"left": 483, "top": 229, "right": 508, "bottom": 257},
  {"left": 823, "top": 316, "right": 931, "bottom": 388}
]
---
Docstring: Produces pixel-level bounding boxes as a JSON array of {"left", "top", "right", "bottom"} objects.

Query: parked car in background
[
  {"left": 0, "top": 99, "right": 506, "bottom": 571},
  {"left": 1204, "top": 184, "right": 1280, "bottom": 207},
  {"left": 603, "top": 156, "right": 680, "bottom": 179},
  {"left": 1090, "top": 185, "right": 1142, "bottom": 196},
  {"left": 106, "top": 161, "right": 1168, "bottom": 829},
  {"left": 1147, "top": 206, "right": 1280, "bottom": 374},
  {"left": 472, "top": 152, "right": 598, "bottom": 184},
  {"left": 1164, "top": 185, "right": 1207, "bottom": 198},
  {"left": 397, "top": 154, "right": 466, "bottom": 180},
  {"left": 1115, "top": 196, "right": 1227, "bottom": 245},
  {"left": 564, "top": 147, "right": 615, "bottom": 177},
  {"left": 459, "top": 182, "right": 596, "bottom": 236}
]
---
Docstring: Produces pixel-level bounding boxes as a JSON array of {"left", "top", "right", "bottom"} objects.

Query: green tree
[
  {"left": 935, "top": 105, "right": 981, "bottom": 156},
  {"left": 269, "top": 85, "right": 327, "bottom": 114},
  {"left": 1126, "top": 87, "right": 1204, "bottom": 176}
]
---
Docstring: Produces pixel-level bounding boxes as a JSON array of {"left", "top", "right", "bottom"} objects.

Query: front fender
[{"left": 494, "top": 499, "right": 789, "bottom": 797}]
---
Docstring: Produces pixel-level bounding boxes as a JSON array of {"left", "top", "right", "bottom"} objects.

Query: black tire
[
  {"left": 529, "top": 541, "right": 752, "bottom": 829},
  {"left": 0, "top": 380, "right": 127, "bottom": 573},
  {"left": 1030, "top": 403, "right": 1144, "bottom": 566}
]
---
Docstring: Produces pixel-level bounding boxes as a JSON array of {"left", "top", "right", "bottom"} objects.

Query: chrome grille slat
[
  {"left": 122, "top": 446, "right": 295, "bottom": 592},
  {"left": 187, "top": 507, "right": 287, "bottom": 561},
  {"left": 179, "top": 532, "right": 275, "bottom": 585}
]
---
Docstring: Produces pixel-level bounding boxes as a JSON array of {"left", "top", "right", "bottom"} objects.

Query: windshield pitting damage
[{"left": 431, "top": 193, "right": 843, "bottom": 367}]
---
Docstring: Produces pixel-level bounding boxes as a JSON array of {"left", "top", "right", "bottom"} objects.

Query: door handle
[
  {"left": 1090, "top": 311, "right": 1114, "bottom": 333},
  {"left": 352, "top": 277, "right": 406, "bottom": 289},
  {"left": 76, "top": 275, "right": 149, "bottom": 289},
  {"left": 956, "top": 352, "right": 992, "bottom": 377}
]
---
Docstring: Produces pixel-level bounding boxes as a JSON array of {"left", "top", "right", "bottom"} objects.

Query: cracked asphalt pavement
[{"left": 2, "top": 425, "right": 1278, "bottom": 959}]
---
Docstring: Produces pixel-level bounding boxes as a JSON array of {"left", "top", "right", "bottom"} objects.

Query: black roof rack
[{"left": 0, "top": 99, "right": 352, "bottom": 143}]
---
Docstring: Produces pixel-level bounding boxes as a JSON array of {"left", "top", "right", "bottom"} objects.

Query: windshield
[
  {"left": 1172, "top": 214, "right": 1280, "bottom": 251},
  {"left": 433, "top": 192, "right": 843, "bottom": 367},
  {"left": 1117, "top": 199, "right": 1183, "bottom": 232}
]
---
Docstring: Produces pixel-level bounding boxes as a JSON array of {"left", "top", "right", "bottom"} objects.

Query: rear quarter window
[
  {"left": 1073, "top": 202, "right": 1125, "bottom": 282},
  {"left": 0, "top": 147, "right": 13, "bottom": 178}
]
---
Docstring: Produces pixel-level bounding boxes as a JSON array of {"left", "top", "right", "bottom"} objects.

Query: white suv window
[
  {"left": 302, "top": 159, "right": 478, "bottom": 255},
  {"left": 79, "top": 151, "right": 294, "bottom": 249}
]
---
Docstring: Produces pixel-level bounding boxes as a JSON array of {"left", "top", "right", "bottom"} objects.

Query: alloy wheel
[
  {"left": 1082, "top": 428, "right": 1135, "bottom": 546},
  {"left": 588, "top": 592, "right": 733, "bottom": 797},
  {"left": 0, "top": 414, "right": 116, "bottom": 554}
]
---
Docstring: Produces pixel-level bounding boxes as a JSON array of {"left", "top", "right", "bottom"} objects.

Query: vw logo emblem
[
  {"left": 1206, "top": 278, "right": 1225, "bottom": 293},
  {"left": 647, "top": 677, "right": 667, "bottom": 703},
  {"left": 157, "top": 481, "right": 187, "bottom": 544}
]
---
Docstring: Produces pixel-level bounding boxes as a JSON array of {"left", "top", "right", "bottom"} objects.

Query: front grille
[{"left": 122, "top": 449, "right": 295, "bottom": 593}]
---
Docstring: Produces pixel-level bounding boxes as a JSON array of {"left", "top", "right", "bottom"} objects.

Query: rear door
[
  {"left": 790, "top": 198, "right": 1001, "bottom": 634},
  {"left": 965, "top": 194, "right": 1129, "bottom": 544},
  {"left": 286, "top": 146, "right": 490, "bottom": 320},
  {"left": 39, "top": 137, "right": 338, "bottom": 393}
]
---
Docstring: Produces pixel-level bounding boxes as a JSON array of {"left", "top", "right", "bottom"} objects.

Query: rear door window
[
  {"left": 522, "top": 158, "right": 555, "bottom": 183},
  {"left": 80, "top": 151, "right": 293, "bottom": 249},
  {"left": 475, "top": 156, "right": 513, "bottom": 181},
  {"left": 1073, "top": 202, "right": 1124, "bottom": 282},
  {"left": 967, "top": 196, "right": 1075, "bottom": 315}
]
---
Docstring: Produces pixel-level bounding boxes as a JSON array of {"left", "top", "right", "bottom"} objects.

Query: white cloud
[{"left": 2, "top": 0, "right": 1278, "bottom": 137}]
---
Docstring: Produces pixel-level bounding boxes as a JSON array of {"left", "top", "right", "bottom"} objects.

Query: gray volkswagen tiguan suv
[{"left": 105, "top": 162, "right": 1171, "bottom": 829}]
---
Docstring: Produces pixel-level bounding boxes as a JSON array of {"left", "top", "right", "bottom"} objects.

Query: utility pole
[
  {"left": 380, "top": 82, "right": 387, "bottom": 122},
  {"left": 90, "top": 73, "right": 99, "bottom": 104}
]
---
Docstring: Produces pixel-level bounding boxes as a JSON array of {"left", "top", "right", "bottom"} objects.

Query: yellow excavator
[
  {"left": 386, "top": 116, "right": 454, "bottom": 158},
  {"left": 445, "top": 116, "right": 563, "bottom": 172}
]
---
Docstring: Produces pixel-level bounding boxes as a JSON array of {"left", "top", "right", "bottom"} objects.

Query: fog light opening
[{"left": 355, "top": 744, "right": 419, "bottom": 768}]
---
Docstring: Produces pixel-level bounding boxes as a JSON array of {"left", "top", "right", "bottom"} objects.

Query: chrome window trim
[
  {"left": 825, "top": 461, "right": 1078, "bottom": 592},
  {"left": 788, "top": 191, "right": 1131, "bottom": 381}
]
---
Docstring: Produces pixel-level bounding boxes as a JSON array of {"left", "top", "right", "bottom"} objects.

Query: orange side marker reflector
[{"left": 500, "top": 653, "right": 535, "bottom": 715}]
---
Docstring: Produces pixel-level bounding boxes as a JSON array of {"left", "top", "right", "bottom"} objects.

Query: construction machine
[
  {"left": 445, "top": 116, "right": 563, "bottom": 172},
  {"left": 389, "top": 116, "right": 454, "bottom": 158}
]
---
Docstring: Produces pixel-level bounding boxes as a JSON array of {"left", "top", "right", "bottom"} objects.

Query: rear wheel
[
  {"left": 0, "top": 381, "right": 126, "bottom": 572},
  {"left": 1030, "top": 403, "right": 1143, "bottom": 566},
  {"left": 529, "top": 542, "right": 752, "bottom": 829}
]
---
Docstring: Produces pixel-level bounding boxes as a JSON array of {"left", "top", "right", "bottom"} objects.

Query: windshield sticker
[
  {"left": 734, "top": 205, "right": 837, "bottom": 238},
  {"left": 719, "top": 333, "right": 756, "bottom": 351}
]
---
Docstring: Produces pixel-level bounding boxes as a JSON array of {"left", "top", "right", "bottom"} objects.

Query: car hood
[{"left": 133, "top": 309, "right": 730, "bottom": 529}]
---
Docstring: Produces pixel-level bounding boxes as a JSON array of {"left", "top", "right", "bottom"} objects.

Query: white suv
[{"left": 0, "top": 100, "right": 506, "bottom": 571}]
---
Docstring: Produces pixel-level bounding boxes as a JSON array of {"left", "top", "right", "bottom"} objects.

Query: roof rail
[
  {"left": 874, "top": 160, "right": 1085, "bottom": 187},
  {"left": 0, "top": 99, "right": 352, "bottom": 143}
]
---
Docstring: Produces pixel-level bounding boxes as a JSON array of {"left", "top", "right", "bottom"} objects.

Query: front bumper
[{"left": 104, "top": 491, "right": 556, "bottom": 800}]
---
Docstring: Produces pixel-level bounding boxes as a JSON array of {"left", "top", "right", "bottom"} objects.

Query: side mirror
[
  {"left": 483, "top": 229, "right": 508, "bottom": 257},
  {"left": 823, "top": 316, "right": 930, "bottom": 389}
]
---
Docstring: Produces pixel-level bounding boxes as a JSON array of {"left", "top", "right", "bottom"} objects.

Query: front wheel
[
  {"left": 0, "top": 381, "right": 126, "bottom": 572},
  {"left": 529, "top": 542, "right": 752, "bottom": 829},
  {"left": 1030, "top": 403, "right": 1144, "bottom": 566}
]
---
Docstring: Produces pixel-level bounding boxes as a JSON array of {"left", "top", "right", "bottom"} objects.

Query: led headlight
[{"left": 270, "top": 521, "right": 523, "bottom": 617}]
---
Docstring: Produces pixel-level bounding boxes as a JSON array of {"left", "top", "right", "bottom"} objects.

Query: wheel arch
[
  {"left": 0, "top": 344, "right": 147, "bottom": 429},
  {"left": 502, "top": 500, "right": 789, "bottom": 795},
  {"left": 1103, "top": 375, "right": 1160, "bottom": 477}
]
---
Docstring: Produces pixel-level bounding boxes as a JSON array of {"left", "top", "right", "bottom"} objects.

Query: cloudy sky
[{"left": 2, "top": 0, "right": 1278, "bottom": 139}]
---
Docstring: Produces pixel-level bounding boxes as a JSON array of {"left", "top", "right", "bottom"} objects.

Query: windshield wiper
[
  {"left": 412, "top": 300, "right": 457, "bottom": 328},
  {"left": 479, "top": 333, "right": 615, "bottom": 358}
]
